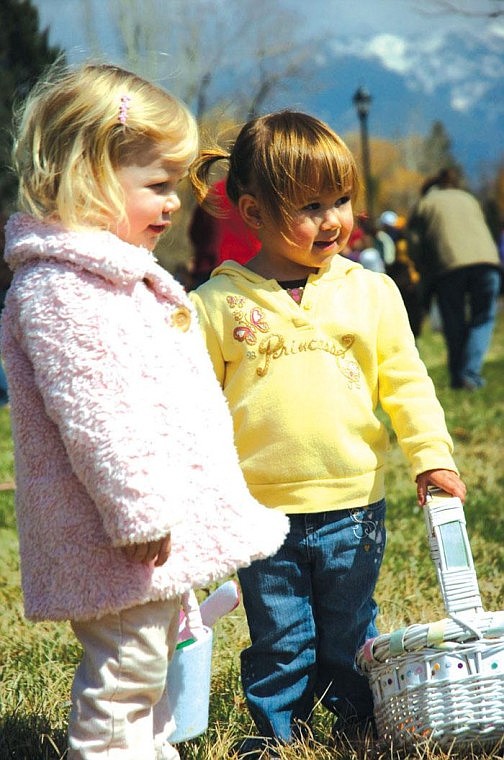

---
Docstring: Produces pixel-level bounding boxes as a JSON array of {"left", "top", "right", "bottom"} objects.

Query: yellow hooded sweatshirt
[{"left": 190, "top": 255, "right": 458, "bottom": 514}]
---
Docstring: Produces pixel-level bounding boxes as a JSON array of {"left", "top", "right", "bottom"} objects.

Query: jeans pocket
[{"left": 348, "top": 500, "right": 386, "bottom": 563}]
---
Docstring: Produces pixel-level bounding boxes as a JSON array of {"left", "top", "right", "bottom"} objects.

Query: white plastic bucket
[{"left": 167, "top": 626, "right": 213, "bottom": 743}]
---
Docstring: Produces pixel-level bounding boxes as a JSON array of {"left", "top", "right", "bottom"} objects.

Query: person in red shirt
[{"left": 188, "top": 178, "right": 261, "bottom": 287}]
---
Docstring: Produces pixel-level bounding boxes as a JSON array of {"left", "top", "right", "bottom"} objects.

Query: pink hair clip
[{"left": 118, "top": 94, "right": 132, "bottom": 125}]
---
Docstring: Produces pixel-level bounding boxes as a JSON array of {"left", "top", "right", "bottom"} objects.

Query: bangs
[
  {"left": 283, "top": 148, "right": 358, "bottom": 207},
  {"left": 252, "top": 112, "right": 360, "bottom": 226}
]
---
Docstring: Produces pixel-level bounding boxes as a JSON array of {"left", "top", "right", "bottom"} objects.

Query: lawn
[{"left": 0, "top": 304, "right": 503, "bottom": 760}]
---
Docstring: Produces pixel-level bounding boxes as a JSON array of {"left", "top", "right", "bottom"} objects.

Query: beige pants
[{"left": 67, "top": 597, "right": 180, "bottom": 759}]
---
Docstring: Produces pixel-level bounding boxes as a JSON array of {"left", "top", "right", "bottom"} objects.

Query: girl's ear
[{"left": 238, "top": 194, "right": 263, "bottom": 230}]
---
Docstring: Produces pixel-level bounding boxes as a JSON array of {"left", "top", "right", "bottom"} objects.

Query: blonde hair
[
  {"left": 190, "top": 110, "right": 360, "bottom": 230},
  {"left": 13, "top": 62, "right": 198, "bottom": 230}
]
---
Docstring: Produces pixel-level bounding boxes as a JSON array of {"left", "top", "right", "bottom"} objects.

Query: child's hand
[
  {"left": 122, "top": 534, "right": 172, "bottom": 566},
  {"left": 416, "top": 469, "right": 467, "bottom": 506}
]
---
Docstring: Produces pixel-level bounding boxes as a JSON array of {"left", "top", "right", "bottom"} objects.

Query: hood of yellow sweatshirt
[{"left": 211, "top": 254, "right": 362, "bottom": 285}]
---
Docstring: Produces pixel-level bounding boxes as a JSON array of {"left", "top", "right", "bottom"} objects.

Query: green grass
[{"left": 1, "top": 305, "right": 503, "bottom": 759}]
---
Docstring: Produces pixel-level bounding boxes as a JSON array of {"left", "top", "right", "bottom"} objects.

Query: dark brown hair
[{"left": 190, "top": 110, "right": 360, "bottom": 231}]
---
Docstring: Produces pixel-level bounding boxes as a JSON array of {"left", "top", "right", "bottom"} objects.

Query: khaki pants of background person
[{"left": 67, "top": 597, "right": 180, "bottom": 759}]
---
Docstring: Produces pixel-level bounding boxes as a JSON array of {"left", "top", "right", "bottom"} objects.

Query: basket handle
[{"left": 424, "top": 488, "right": 483, "bottom": 616}]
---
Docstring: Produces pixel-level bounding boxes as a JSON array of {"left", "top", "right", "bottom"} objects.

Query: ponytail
[{"left": 189, "top": 149, "right": 229, "bottom": 212}]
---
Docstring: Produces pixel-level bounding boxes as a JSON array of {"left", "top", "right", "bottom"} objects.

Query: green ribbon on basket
[
  {"left": 426, "top": 620, "right": 446, "bottom": 647},
  {"left": 485, "top": 621, "right": 504, "bottom": 638},
  {"left": 389, "top": 628, "right": 408, "bottom": 656}
]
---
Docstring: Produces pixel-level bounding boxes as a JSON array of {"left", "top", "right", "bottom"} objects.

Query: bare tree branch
[
  {"left": 416, "top": 0, "right": 504, "bottom": 18},
  {"left": 82, "top": 0, "right": 326, "bottom": 122}
]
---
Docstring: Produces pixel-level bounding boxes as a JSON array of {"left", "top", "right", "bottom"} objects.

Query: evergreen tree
[
  {"left": 0, "top": 0, "right": 63, "bottom": 215},
  {"left": 419, "top": 120, "right": 460, "bottom": 179}
]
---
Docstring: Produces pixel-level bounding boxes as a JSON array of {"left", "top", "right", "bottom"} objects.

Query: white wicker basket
[{"left": 356, "top": 489, "right": 504, "bottom": 748}]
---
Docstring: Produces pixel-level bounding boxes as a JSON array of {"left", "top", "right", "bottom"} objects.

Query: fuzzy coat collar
[{"left": 5, "top": 212, "right": 187, "bottom": 303}]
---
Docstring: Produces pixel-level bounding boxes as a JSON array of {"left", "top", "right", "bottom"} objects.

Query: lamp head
[{"left": 353, "top": 87, "right": 372, "bottom": 118}]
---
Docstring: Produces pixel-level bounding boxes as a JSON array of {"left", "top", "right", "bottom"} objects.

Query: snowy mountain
[
  {"left": 282, "top": 32, "right": 503, "bottom": 185},
  {"left": 34, "top": 0, "right": 504, "bottom": 185}
]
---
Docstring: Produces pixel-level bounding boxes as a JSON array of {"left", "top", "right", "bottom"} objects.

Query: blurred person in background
[
  {"left": 409, "top": 167, "right": 502, "bottom": 390},
  {"left": 376, "top": 211, "right": 423, "bottom": 338},
  {"left": 188, "top": 178, "right": 261, "bottom": 288}
]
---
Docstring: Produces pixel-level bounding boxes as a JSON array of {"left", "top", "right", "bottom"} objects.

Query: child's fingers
[
  {"left": 122, "top": 534, "right": 172, "bottom": 565},
  {"left": 154, "top": 534, "right": 172, "bottom": 566},
  {"left": 416, "top": 469, "right": 467, "bottom": 506},
  {"left": 416, "top": 476, "right": 428, "bottom": 506},
  {"left": 122, "top": 543, "right": 147, "bottom": 563}
]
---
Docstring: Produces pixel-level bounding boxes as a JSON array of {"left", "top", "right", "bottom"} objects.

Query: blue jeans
[
  {"left": 237, "top": 501, "right": 386, "bottom": 743},
  {"left": 436, "top": 265, "right": 501, "bottom": 388}
]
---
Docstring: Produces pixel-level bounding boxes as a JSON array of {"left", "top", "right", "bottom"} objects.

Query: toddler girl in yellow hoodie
[{"left": 189, "top": 110, "right": 466, "bottom": 758}]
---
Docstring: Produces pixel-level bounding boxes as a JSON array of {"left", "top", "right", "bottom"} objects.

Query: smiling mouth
[
  {"left": 149, "top": 224, "right": 166, "bottom": 234},
  {"left": 314, "top": 239, "right": 337, "bottom": 250}
]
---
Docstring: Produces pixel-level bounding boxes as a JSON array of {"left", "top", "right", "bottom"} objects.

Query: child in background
[
  {"left": 1, "top": 63, "right": 288, "bottom": 760},
  {"left": 188, "top": 178, "right": 261, "bottom": 288},
  {"left": 189, "top": 111, "right": 466, "bottom": 757}
]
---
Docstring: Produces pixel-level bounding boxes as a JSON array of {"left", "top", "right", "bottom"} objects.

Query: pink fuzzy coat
[{"left": 2, "top": 213, "right": 288, "bottom": 622}]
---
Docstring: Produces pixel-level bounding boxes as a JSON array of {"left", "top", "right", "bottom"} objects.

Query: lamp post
[{"left": 352, "top": 86, "right": 374, "bottom": 221}]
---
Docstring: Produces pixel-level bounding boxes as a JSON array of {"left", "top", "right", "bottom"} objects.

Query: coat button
[{"left": 172, "top": 306, "right": 191, "bottom": 332}]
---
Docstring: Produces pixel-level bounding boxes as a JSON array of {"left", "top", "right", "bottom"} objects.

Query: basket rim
[{"left": 357, "top": 611, "right": 504, "bottom": 671}]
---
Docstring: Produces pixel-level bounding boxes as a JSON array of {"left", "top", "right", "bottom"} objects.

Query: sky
[
  {"left": 33, "top": 0, "right": 504, "bottom": 184},
  {"left": 320, "top": 0, "right": 503, "bottom": 113}
]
